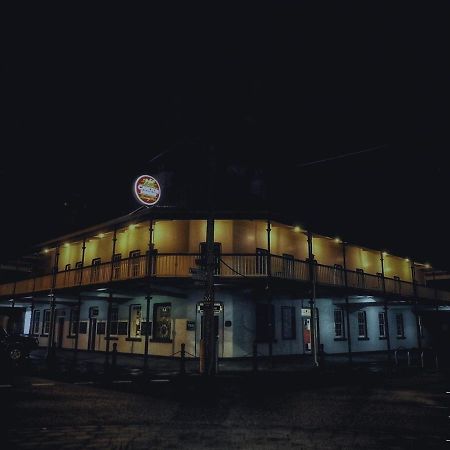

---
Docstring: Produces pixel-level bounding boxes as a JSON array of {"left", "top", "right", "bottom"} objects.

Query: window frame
[
  {"left": 333, "top": 309, "right": 346, "bottom": 340},
  {"left": 357, "top": 310, "right": 368, "bottom": 339},
  {"left": 128, "top": 304, "right": 142, "bottom": 338},
  {"left": 32, "top": 310, "right": 40, "bottom": 335},
  {"left": 378, "top": 311, "right": 387, "bottom": 339},
  {"left": 42, "top": 309, "right": 51, "bottom": 336}
]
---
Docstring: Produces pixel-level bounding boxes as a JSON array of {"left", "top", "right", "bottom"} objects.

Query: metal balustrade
[{"left": 2, "top": 253, "right": 450, "bottom": 303}]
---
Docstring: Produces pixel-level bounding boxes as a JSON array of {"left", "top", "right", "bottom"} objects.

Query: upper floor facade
[{"left": 0, "top": 211, "right": 446, "bottom": 302}]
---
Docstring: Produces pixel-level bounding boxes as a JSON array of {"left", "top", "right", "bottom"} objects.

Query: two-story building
[{"left": 1, "top": 209, "right": 448, "bottom": 361}]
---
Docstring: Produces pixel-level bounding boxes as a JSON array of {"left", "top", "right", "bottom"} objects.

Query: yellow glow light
[
  {"left": 405, "top": 258, "right": 410, "bottom": 262},
  {"left": 129, "top": 224, "right": 137, "bottom": 230},
  {"left": 382, "top": 251, "right": 389, "bottom": 257},
  {"left": 293, "top": 226, "right": 302, "bottom": 233},
  {"left": 43, "top": 248, "right": 49, "bottom": 254},
  {"left": 98, "top": 233, "right": 105, "bottom": 239},
  {"left": 425, "top": 263, "right": 432, "bottom": 269},
  {"left": 334, "top": 237, "right": 342, "bottom": 244},
  {"left": 64, "top": 243, "right": 70, "bottom": 248}
]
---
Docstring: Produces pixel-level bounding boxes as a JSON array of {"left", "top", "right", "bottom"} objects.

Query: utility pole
[
  {"left": 47, "top": 244, "right": 60, "bottom": 362},
  {"left": 203, "top": 146, "right": 217, "bottom": 376},
  {"left": 144, "top": 218, "right": 154, "bottom": 373},
  {"left": 104, "top": 229, "right": 117, "bottom": 369},
  {"left": 73, "top": 237, "right": 86, "bottom": 366},
  {"left": 342, "top": 242, "right": 352, "bottom": 365},
  {"left": 380, "top": 251, "right": 391, "bottom": 363},
  {"left": 307, "top": 231, "right": 319, "bottom": 367}
]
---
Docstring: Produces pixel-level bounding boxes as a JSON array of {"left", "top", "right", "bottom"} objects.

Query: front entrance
[
  {"left": 57, "top": 317, "right": 64, "bottom": 348},
  {"left": 88, "top": 307, "right": 99, "bottom": 351}
]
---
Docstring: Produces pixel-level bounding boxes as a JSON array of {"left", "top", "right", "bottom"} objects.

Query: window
[
  {"left": 112, "top": 253, "right": 122, "bottom": 279},
  {"left": 109, "top": 307, "right": 119, "bottom": 335},
  {"left": 32, "top": 310, "right": 40, "bottom": 335},
  {"left": 42, "top": 310, "right": 51, "bottom": 335},
  {"left": 378, "top": 312, "right": 387, "bottom": 338},
  {"left": 396, "top": 313, "right": 405, "bottom": 338},
  {"left": 357, "top": 311, "right": 368, "bottom": 339},
  {"left": 334, "top": 309, "right": 345, "bottom": 339},
  {"left": 129, "top": 304, "right": 142, "bottom": 337},
  {"left": 282, "top": 254, "right": 294, "bottom": 278},
  {"left": 255, "top": 303, "right": 275, "bottom": 342},
  {"left": 356, "top": 269, "right": 365, "bottom": 288},
  {"left": 281, "top": 306, "right": 296, "bottom": 340},
  {"left": 152, "top": 303, "right": 172, "bottom": 341},
  {"left": 129, "top": 250, "right": 141, "bottom": 277},
  {"left": 69, "top": 308, "right": 79, "bottom": 336},
  {"left": 91, "top": 258, "right": 101, "bottom": 282},
  {"left": 333, "top": 264, "right": 344, "bottom": 285}
]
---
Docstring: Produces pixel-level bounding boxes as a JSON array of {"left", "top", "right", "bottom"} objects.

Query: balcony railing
[{"left": 0, "top": 253, "right": 448, "bottom": 302}]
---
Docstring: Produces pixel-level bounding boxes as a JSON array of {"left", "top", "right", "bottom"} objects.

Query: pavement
[{"left": 2, "top": 350, "right": 450, "bottom": 449}]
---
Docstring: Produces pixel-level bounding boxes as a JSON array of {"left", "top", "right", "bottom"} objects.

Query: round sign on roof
[{"left": 133, "top": 175, "right": 161, "bottom": 206}]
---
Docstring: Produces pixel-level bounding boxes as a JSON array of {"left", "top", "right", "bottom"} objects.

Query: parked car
[{"left": 0, "top": 327, "right": 39, "bottom": 363}]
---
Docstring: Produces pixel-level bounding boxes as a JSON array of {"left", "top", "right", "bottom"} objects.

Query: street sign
[
  {"left": 133, "top": 174, "right": 161, "bottom": 206},
  {"left": 301, "top": 308, "right": 311, "bottom": 317}
]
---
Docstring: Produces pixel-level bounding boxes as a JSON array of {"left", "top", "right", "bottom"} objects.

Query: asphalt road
[{"left": 2, "top": 369, "right": 450, "bottom": 449}]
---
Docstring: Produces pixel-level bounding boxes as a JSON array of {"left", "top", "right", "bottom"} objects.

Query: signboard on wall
[
  {"left": 133, "top": 174, "right": 161, "bottom": 206},
  {"left": 301, "top": 308, "right": 311, "bottom": 317}
]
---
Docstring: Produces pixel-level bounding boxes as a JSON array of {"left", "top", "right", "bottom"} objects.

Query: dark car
[{"left": 0, "top": 327, "right": 39, "bottom": 363}]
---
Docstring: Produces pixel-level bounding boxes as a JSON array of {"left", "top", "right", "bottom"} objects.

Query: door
[
  {"left": 196, "top": 302, "right": 224, "bottom": 357},
  {"left": 88, "top": 318, "right": 97, "bottom": 351},
  {"left": 57, "top": 318, "right": 64, "bottom": 348}
]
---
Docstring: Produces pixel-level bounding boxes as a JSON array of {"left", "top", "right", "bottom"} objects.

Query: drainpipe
[
  {"left": 144, "top": 218, "right": 154, "bottom": 373},
  {"left": 307, "top": 231, "right": 319, "bottom": 367},
  {"left": 380, "top": 251, "right": 391, "bottom": 363},
  {"left": 342, "top": 242, "right": 352, "bottom": 365},
  {"left": 104, "top": 229, "right": 117, "bottom": 369},
  {"left": 73, "top": 237, "right": 86, "bottom": 365}
]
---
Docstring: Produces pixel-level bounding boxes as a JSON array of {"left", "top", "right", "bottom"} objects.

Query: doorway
[
  {"left": 88, "top": 306, "right": 99, "bottom": 351},
  {"left": 196, "top": 302, "right": 224, "bottom": 357},
  {"left": 57, "top": 317, "right": 64, "bottom": 348}
]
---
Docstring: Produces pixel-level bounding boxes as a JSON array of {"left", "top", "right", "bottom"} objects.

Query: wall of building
[{"left": 29, "top": 290, "right": 430, "bottom": 359}]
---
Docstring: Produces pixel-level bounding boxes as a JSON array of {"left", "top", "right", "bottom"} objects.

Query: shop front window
[{"left": 153, "top": 303, "right": 172, "bottom": 341}]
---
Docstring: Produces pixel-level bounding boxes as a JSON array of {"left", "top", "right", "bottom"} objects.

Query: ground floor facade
[{"left": 10, "top": 282, "right": 438, "bottom": 359}]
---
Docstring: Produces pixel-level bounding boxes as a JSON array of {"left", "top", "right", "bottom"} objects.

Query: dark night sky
[{"left": 1, "top": 3, "right": 449, "bottom": 268}]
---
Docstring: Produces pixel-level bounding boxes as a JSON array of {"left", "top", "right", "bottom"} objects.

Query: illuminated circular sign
[{"left": 133, "top": 175, "right": 161, "bottom": 206}]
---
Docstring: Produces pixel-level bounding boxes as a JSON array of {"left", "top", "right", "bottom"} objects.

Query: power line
[{"left": 297, "top": 144, "right": 388, "bottom": 168}]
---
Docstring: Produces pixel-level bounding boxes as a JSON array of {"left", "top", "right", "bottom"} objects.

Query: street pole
[
  {"left": 342, "top": 242, "right": 352, "bottom": 365},
  {"left": 266, "top": 219, "right": 273, "bottom": 368},
  {"left": 144, "top": 218, "right": 154, "bottom": 374},
  {"left": 104, "top": 229, "right": 117, "bottom": 369},
  {"left": 307, "top": 231, "right": 319, "bottom": 367},
  {"left": 47, "top": 243, "right": 60, "bottom": 362},
  {"left": 203, "top": 146, "right": 217, "bottom": 376},
  {"left": 380, "top": 251, "right": 391, "bottom": 363},
  {"left": 73, "top": 237, "right": 86, "bottom": 366}
]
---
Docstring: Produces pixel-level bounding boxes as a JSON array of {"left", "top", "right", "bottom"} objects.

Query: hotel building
[{"left": 0, "top": 209, "right": 448, "bottom": 361}]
